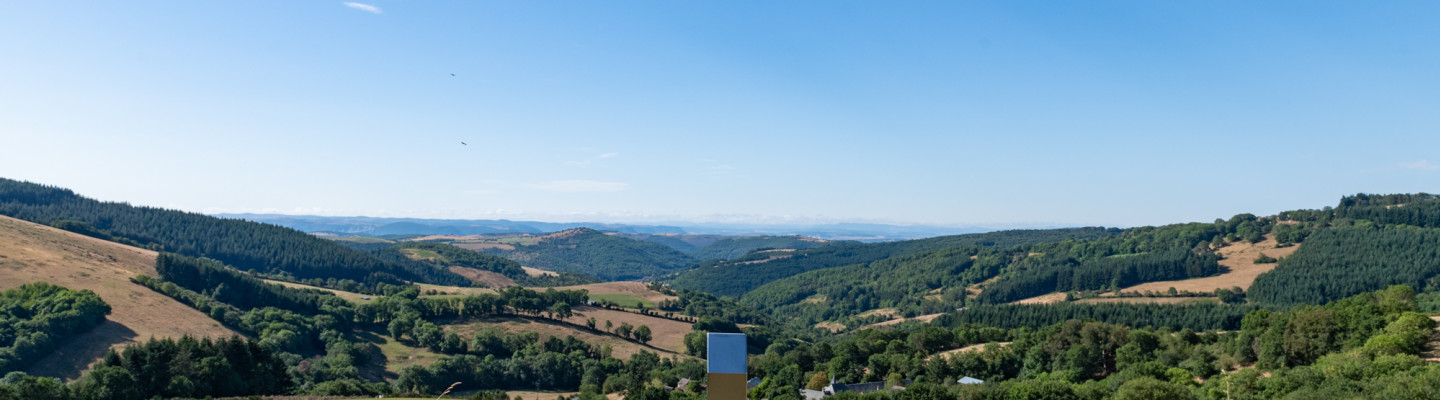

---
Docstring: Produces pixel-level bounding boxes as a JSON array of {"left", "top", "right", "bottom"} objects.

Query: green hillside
[
  {"left": 667, "top": 227, "right": 1119, "bottom": 298},
  {"left": 470, "top": 228, "right": 697, "bottom": 281}
]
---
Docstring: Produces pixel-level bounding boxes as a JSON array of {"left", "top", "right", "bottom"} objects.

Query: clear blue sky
[{"left": 3, "top": 1, "right": 1438, "bottom": 227}]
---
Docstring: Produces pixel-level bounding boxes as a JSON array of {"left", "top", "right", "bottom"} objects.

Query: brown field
[
  {"left": 0, "top": 215, "right": 239, "bottom": 379},
  {"left": 263, "top": 279, "right": 378, "bottom": 303},
  {"left": 455, "top": 242, "right": 516, "bottom": 251},
  {"left": 523, "top": 266, "right": 559, "bottom": 277},
  {"left": 415, "top": 283, "right": 497, "bottom": 297},
  {"left": 449, "top": 266, "right": 518, "bottom": 288},
  {"left": 930, "top": 342, "right": 1011, "bottom": 360},
  {"left": 558, "top": 306, "right": 692, "bottom": 354},
  {"left": 1011, "top": 292, "right": 1068, "bottom": 305},
  {"left": 548, "top": 282, "right": 677, "bottom": 304},
  {"left": 802, "top": 296, "right": 826, "bottom": 304},
  {"left": 858, "top": 308, "right": 901, "bottom": 319},
  {"left": 861, "top": 313, "right": 944, "bottom": 330},
  {"left": 814, "top": 321, "right": 846, "bottom": 333},
  {"left": 1115, "top": 235, "right": 1299, "bottom": 295},
  {"left": 1075, "top": 297, "right": 1217, "bottom": 305},
  {"left": 443, "top": 315, "right": 689, "bottom": 360}
]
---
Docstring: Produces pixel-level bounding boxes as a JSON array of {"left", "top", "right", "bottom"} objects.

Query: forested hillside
[
  {"left": 669, "top": 227, "right": 1119, "bottom": 298},
  {"left": 0, "top": 178, "right": 469, "bottom": 289},
  {"left": 468, "top": 228, "right": 697, "bottom": 281},
  {"left": 381, "top": 241, "right": 598, "bottom": 286}
]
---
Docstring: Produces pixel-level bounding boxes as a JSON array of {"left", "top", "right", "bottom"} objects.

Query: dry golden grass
[
  {"left": 415, "top": 283, "right": 497, "bottom": 297},
  {"left": 1115, "top": 235, "right": 1300, "bottom": 295},
  {"left": 522, "top": 266, "right": 559, "bottom": 277},
  {"left": 443, "top": 315, "right": 689, "bottom": 360},
  {"left": 0, "top": 215, "right": 239, "bottom": 379},
  {"left": 860, "top": 313, "right": 945, "bottom": 330},
  {"left": 263, "top": 279, "right": 377, "bottom": 303},
  {"left": 858, "top": 308, "right": 901, "bottom": 319},
  {"left": 449, "top": 266, "right": 518, "bottom": 288},
  {"left": 558, "top": 306, "right": 692, "bottom": 354},
  {"left": 1011, "top": 292, "right": 1068, "bottom": 305},
  {"left": 929, "top": 342, "right": 1011, "bottom": 360},
  {"left": 1423, "top": 316, "right": 1440, "bottom": 363},
  {"left": 814, "top": 321, "right": 846, "bottom": 333},
  {"left": 547, "top": 282, "right": 677, "bottom": 304},
  {"left": 802, "top": 295, "right": 826, "bottom": 304}
]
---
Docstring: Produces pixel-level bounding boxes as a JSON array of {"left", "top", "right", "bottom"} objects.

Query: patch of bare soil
[{"left": 0, "top": 216, "right": 240, "bottom": 380}]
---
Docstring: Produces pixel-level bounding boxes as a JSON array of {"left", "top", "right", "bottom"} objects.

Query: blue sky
[{"left": 2, "top": 1, "right": 1438, "bottom": 228}]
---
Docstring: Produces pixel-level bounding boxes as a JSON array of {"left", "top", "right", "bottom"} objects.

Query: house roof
[{"left": 957, "top": 376, "right": 984, "bottom": 384}]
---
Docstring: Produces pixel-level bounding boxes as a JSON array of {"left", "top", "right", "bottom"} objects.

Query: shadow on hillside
[{"left": 28, "top": 319, "right": 137, "bottom": 380}]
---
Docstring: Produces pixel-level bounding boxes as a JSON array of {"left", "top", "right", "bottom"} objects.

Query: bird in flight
[
  {"left": 461, "top": 141, "right": 468, "bottom": 145},
  {"left": 450, "top": 73, "right": 456, "bottom": 76}
]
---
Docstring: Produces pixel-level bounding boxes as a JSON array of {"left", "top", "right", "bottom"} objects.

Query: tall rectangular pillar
[{"left": 706, "top": 333, "right": 746, "bottom": 400}]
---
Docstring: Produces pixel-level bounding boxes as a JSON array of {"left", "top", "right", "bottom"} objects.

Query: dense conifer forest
[
  {"left": 0, "top": 178, "right": 471, "bottom": 288},
  {"left": 669, "top": 228, "right": 1119, "bottom": 298}
]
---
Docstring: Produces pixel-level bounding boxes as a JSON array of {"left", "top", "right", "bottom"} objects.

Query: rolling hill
[
  {"left": 0, "top": 178, "right": 471, "bottom": 290},
  {"left": 666, "top": 227, "right": 1119, "bottom": 298},
  {"left": 0, "top": 215, "right": 240, "bottom": 379},
  {"left": 415, "top": 228, "right": 697, "bottom": 281}
]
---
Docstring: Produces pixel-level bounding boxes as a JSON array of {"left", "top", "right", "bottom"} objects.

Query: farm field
[
  {"left": 549, "top": 281, "right": 677, "bottom": 305},
  {"left": 442, "top": 315, "right": 689, "bottom": 360},
  {"left": 263, "top": 279, "right": 379, "bottom": 303},
  {"left": 558, "top": 306, "right": 692, "bottom": 354}
]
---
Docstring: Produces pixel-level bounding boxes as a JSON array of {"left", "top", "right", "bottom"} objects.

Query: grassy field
[
  {"left": 588, "top": 292, "right": 655, "bottom": 308},
  {"left": 0, "top": 215, "right": 241, "bottom": 380},
  {"left": 401, "top": 247, "right": 445, "bottom": 260},
  {"left": 442, "top": 315, "right": 689, "bottom": 360},
  {"left": 263, "top": 279, "right": 379, "bottom": 303}
]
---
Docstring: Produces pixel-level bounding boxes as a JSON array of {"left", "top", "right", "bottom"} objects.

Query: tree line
[
  {"left": 0, "top": 283, "right": 110, "bottom": 375},
  {"left": 0, "top": 178, "right": 471, "bottom": 289}
]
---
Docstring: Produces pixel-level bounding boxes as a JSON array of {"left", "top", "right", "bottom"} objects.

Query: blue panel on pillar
[{"left": 706, "top": 333, "right": 746, "bottom": 374}]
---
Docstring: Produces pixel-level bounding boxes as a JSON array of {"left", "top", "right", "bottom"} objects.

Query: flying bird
[
  {"left": 450, "top": 73, "right": 456, "bottom": 76},
  {"left": 461, "top": 142, "right": 467, "bottom": 145}
]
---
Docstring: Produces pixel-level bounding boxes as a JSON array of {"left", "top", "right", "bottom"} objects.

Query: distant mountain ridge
[{"left": 216, "top": 213, "right": 991, "bottom": 241}]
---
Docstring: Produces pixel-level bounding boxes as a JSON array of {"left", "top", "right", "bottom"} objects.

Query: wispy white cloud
[
  {"left": 566, "top": 152, "right": 620, "bottom": 168},
  {"left": 343, "top": 2, "right": 382, "bottom": 14},
  {"left": 527, "top": 180, "right": 631, "bottom": 193},
  {"left": 1399, "top": 160, "right": 1439, "bottom": 171}
]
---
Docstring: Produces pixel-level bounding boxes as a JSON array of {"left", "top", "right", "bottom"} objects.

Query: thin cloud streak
[
  {"left": 527, "top": 180, "right": 631, "bottom": 193},
  {"left": 342, "top": 2, "right": 382, "bottom": 14},
  {"left": 1399, "top": 160, "right": 1439, "bottom": 171}
]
